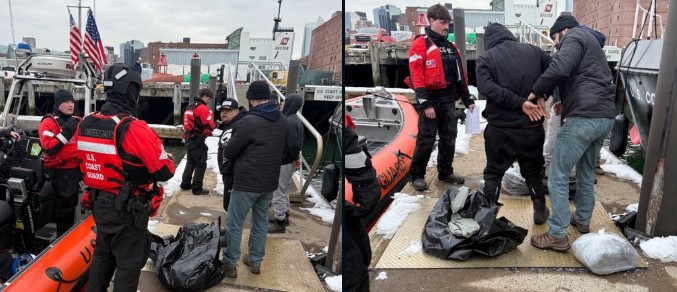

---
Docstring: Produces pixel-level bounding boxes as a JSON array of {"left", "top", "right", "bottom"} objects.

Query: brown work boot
[
  {"left": 531, "top": 232, "right": 570, "bottom": 251},
  {"left": 242, "top": 254, "right": 261, "bottom": 274},
  {"left": 223, "top": 264, "right": 237, "bottom": 278},
  {"left": 570, "top": 214, "right": 590, "bottom": 233},
  {"left": 532, "top": 198, "right": 550, "bottom": 225}
]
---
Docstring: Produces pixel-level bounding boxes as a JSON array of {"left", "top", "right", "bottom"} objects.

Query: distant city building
[
  {"left": 345, "top": 12, "right": 358, "bottom": 31},
  {"left": 307, "top": 11, "right": 342, "bottom": 84},
  {"left": 574, "top": 0, "right": 668, "bottom": 47},
  {"left": 404, "top": 7, "right": 427, "bottom": 35},
  {"left": 119, "top": 40, "right": 145, "bottom": 66},
  {"left": 354, "top": 19, "right": 374, "bottom": 31},
  {"left": 302, "top": 17, "right": 324, "bottom": 57},
  {"left": 373, "top": 4, "right": 402, "bottom": 32}
]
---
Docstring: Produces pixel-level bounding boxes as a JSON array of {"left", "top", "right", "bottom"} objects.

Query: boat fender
[{"left": 609, "top": 113, "right": 629, "bottom": 157}]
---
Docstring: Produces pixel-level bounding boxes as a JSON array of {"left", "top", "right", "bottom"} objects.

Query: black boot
[
  {"left": 412, "top": 178, "right": 427, "bottom": 191},
  {"left": 268, "top": 220, "right": 286, "bottom": 233},
  {"left": 532, "top": 198, "right": 550, "bottom": 225}
]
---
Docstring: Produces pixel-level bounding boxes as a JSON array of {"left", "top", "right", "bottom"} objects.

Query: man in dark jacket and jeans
[
  {"left": 529, "top": 15, "right": 615, "bottom": 251},
  {"left": 269, "top": 94, "right": 305, "bottom": 233},
  {"left": 222, "top": 80, "right": 288, "bottom": 277},
  {"left": 216, "top": 98, "right": 247, "bottom": 211},
  {"left": 408, "top": 4, "right": 475, "bottom": 192},
  {"left": 476, "top": 23, "right": 552, "bottom": 224}
]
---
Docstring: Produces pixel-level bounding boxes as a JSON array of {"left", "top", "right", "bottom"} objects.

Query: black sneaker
[
  {"left": 180, "top": 183, "right": 191, "bottom": 190},
  {"left": 192, "top": 188, "right": 209, "bottom": 195},
  {"left": 268, "top": 220, "right": 286, "bottom": 233},
  {"left": 412, "top": 178, "right": 427, "bottom": 191},
  {"left": 439, "top": 173, "right": 465, "bottom": 184}
]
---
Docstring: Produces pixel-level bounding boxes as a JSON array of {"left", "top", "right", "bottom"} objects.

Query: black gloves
[{"left": 60, "top": 117, "right": 79, "bottom": 141}]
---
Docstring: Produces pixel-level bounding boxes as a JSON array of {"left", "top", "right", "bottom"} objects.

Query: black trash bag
[
  {"left": 150, "top": 222, "right": 225, "bottom": 292},
  {"left": 422, "top": 187, "right": 528, "bottom": 261}
]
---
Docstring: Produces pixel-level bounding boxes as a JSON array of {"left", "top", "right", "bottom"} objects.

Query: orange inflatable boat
[
  {"left": 0, "top": 215, "right": 96, "bottom": 292},
  {"left": 344, "top": 91, "right": 418, "bottom": 231}
]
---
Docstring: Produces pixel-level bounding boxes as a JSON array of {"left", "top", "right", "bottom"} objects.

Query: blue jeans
[
  {"left": 223, "top": 190, "right": 274, "bottom": 267},
  {"left": 547, "top": 117, "right": 613, "bottom": 238}
]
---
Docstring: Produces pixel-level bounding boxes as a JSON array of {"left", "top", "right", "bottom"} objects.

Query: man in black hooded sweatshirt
[
  {"left": 476, "top": 22, "right": 552, "bottom": 224},
  {"left": 269, "top": 93, "right": 305, "bottom": 233},
  {"left": 217, "top": 98, "right": 247, "bottom": 211}
]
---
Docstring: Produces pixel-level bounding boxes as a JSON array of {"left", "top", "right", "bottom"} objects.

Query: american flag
[
  {"left": 84, "top": 9, "right": 107, "bottom": 72},
  {"left": 69, "top": 12, "right": 82, "bottom": 68}
]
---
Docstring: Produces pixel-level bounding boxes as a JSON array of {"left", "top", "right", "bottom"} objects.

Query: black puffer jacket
[
  {"left": 224, "top": 102, "right": 288, "bottom": 193},
  {"left": 281, "top": 94, "right": 305, "bottom": 165},
  {"left": 476, "top": 23, "right": 552, "bottom": 128},
  {"left": 532, "top": 27, "right": 616, "bottom": 119}
]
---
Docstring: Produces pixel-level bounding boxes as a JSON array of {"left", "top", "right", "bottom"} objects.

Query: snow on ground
[
  {"left": 400, "top": 240, "right": 423, "bottom": 257},
  {"left": 428, "top": 100, "right": 487, "bottom": 166},
  {"left": 640, "top": 236, "right": 677, "bottom": 262},
  {"left": 375, "top": 271, "right": 388, "bottom": 280},
  {"left": 599, "top": 147, "right": 643, "bottom": 186},
  {"left": 374, "top": 193, "right": 422, "bottom": 239},
  {"left": 626, "top": 203, "right": 639, "bottom": 213},
  {"left": 325, "top": 275, "right": 342, "bottom": 291},
  {"left": 300, "top": 207, "right": 336, "bottom": 224}
]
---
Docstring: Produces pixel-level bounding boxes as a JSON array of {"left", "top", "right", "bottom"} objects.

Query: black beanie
[
  {"left": 246, "top": 80, "right": 271, "bottom": 100},
  {"left": 550, "top": 15, "right": 579, "bottom": 38},
  {"left": 54, "top": 89, "right": 75, "bottom": 109}
]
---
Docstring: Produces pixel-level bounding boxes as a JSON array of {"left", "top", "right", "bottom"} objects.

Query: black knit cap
[
  {"left": 550, "top": 15, "right": 579, "bottom": 38},
  {"left": 54, "top": 89, "right": 75, "bottom": 108},
  {"left": 246, "top": 80, "right": 271, "bottom": 100}
]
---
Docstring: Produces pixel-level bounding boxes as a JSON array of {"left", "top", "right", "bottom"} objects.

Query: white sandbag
[
  {"left": 501, "top": 164, "right": 529, "bottom": 196},
  {"left": 572, "top": 229, "right": 638, "bottom": 275}
]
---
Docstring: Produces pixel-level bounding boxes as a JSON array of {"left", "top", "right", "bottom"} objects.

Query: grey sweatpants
[{"left": 272, "top": 163, "right": 294, "bottom": 221}]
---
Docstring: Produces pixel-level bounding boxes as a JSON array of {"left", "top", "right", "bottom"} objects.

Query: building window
[{"left": 259, "top": 56, "right": 266, "bottom": 60}]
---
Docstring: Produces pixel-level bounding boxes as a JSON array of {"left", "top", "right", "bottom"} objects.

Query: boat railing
[
  {"left": 516, "top": 21, "right": 554, "bottom": 52},
  {"left": 1, "top": 54, "right": 97, "bottom": 128},
  {"left": 248, "top": 62, "right": 324, "bottom": 196},
  {"left": 633, "top": 0, "right": 664, "bottom": 40}
]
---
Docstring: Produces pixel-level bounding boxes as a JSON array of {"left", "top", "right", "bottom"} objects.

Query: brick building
[
  {"left": 307, "top": 11, "right": 342, "bottom": 84},
  {"left": 573, "top": 0, "right": 668, "bottom": 47}
]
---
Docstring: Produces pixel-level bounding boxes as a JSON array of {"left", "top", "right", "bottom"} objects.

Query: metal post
[
  {"left": 324, "top": 183, "right": 343, "bottom": 273},
  {"left": 208, "top": 75, "right": 217, "bottom": 110},
  {"left": 287, "top": 60, "right": 300, "bottom": 94},
  {"left": 27, "top": 81, "right": 35, "bottom": 116},
  {"left": 189, "top": 53, "right": 201, "bottom": 104},
  {"left": 0, "top": 78, "right": 5, "bottom": 110},
  {"left": 173, "top": 84, "right": 181, "bottom": 125},
  {"left": 636, "top": 0, "right": 677, "bottom": 237},
  {"left": 8, "top": 0, "right": 19, "bottom": 68},
  {"left": 369, "top": 42, "right": 381, "bottom": 86},
  {"left": 452, "top": 8, "right": 467, "bottom": 66}
]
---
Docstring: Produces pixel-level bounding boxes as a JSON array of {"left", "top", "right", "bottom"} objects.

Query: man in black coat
[
  {"left": 269, "top": 94, "right": 305, "bottom": 233},
  {"left": 221, "top": 81, "right": 288, "bottom": 277},
  {"left": 344, "top": 122, "right": 380, "bottom": 292},
  {"left": 529, "top": 15, "right": 615, "bottom": 251},
  {"left": 216, "top": 98, "right": 247, "bottom": 211},
  {"left": 476, "top": 22, "right": 552, "bottom": 224}
]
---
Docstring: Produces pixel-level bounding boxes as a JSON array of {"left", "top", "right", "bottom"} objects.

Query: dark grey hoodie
[
  {"left": 281, "top": 94, "right": 305, "bottom": 164},
  {"left": 476, "top": 23, "right": 552, "bottom": 128}
]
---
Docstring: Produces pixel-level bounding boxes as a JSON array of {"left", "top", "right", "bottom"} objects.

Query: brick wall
[
  {"left": 307, "top": 12, "right": 342, "bottom": 84},
  {"left": 574, "top": 0, "right": 668, "bottom": 47}
]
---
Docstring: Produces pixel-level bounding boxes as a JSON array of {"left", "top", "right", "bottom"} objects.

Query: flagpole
[
  {"left": 78, "top": 0, "right": 82, "bottom": 33},
  {"left": 8, "top": 0, "right": 20, "bottom": 68}
]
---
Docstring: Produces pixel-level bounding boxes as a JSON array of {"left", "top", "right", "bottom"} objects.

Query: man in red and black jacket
[
  {"left": 408, "top": 4, "right": 475, "bottom": 192},
  {"left": 181, "top": 88, "right": 215, "bottom": 195},
  {"left": 77, "top": 63, "right": 175, "bottom": 291},
  {"left": 38, "top": 89, "right": 82, "bottom": 236}
]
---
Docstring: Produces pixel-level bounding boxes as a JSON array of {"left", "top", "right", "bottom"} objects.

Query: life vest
[
  {"left": 41, "top": 114, "right": 81, "bottom": 169},
  {"left": 76, "top": 112, "right": 150, "bottom": 194},
  {"left": 407, "top": 35, "right": 467, "bottom": 98},
  {"left": 183, "top": 101, "right": 206, "bottom": 139}
]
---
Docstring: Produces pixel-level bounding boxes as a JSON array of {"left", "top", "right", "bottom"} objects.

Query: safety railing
[
  {"left": 248, "top": 62, "right": 324, "bottom": 196},
  {"left": 633, "top": 0, "right": 664, "bottom": 40},
  {"left": 516, "top": 21, "right": 554, "bottom": 52}
]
